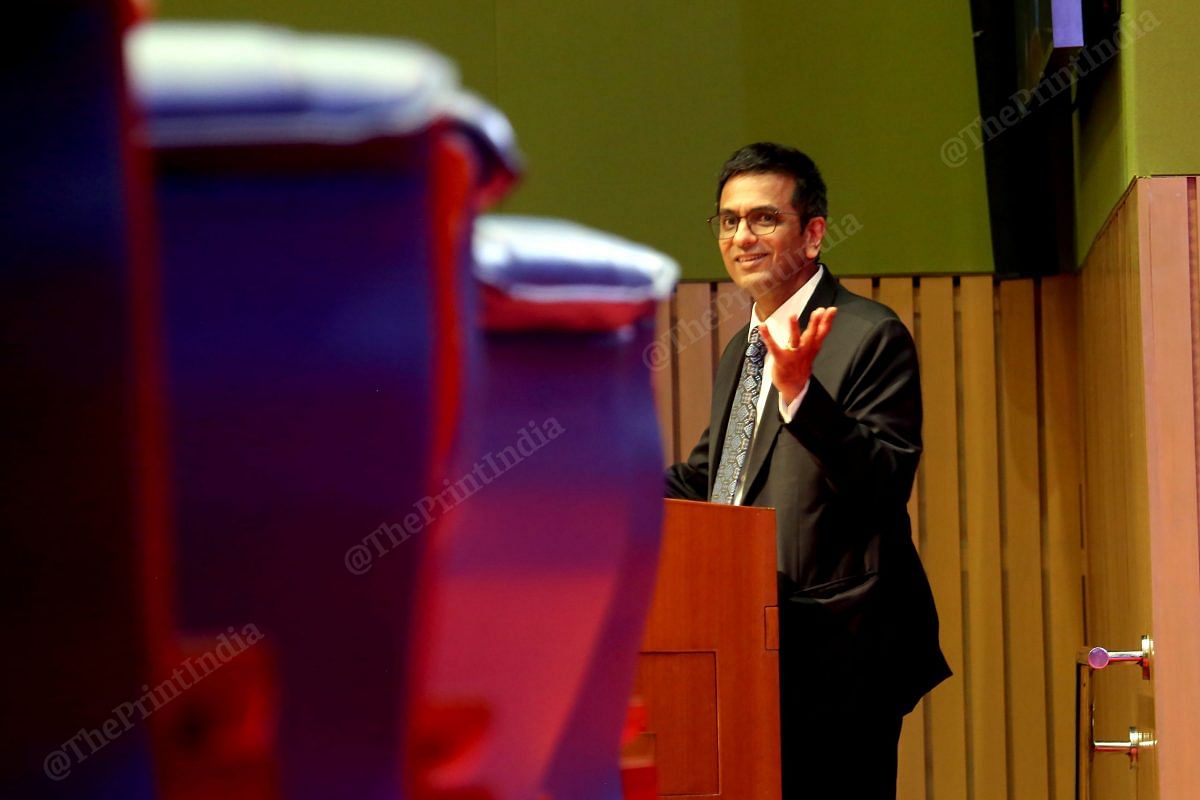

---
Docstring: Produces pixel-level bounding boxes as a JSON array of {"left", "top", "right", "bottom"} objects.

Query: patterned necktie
[{"left": 711, "top": 327, "right": 766, "bottom": 504}]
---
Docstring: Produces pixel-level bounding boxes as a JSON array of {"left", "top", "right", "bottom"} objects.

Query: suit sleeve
[
  {"left": 783, "top": 317, "right": 922, "bottom": 506},
  {"left": 664, "top": 424, "right": 710, "bottom": 500}
]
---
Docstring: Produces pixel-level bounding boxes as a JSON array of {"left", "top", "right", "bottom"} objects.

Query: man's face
[{"left": 717, "top": 172, "right": 822, "bottom": 302}]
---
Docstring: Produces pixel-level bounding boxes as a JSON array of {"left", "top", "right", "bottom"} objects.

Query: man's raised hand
[{"left": 758, "top": 307, "right": 838, "bottom": 406}]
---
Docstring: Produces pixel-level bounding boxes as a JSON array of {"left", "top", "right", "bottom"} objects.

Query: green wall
[
  {"left": 1128, "top": 0, "right": 1200, "bottom": 177},
  {"left": 1073, "top": 35, "right": 1132, "bottom": 263},
  {"left": 1075, "top": 0, "right": 1200, "bottom": 261},
  {"left": 158, "top": 1, "right": 993, "bottom": 279}
]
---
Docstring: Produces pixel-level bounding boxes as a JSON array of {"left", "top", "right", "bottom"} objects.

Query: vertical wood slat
[
  {"left": 879, "top": 277, "right": 921, "bottom": 557},
  {"left": 654, "top": 299, "right": 677, "bottom": 465},
  {"left": 1038, "top": 275, "right": 1085, "bottom": 800},
  {"left": 878, "top": 277, "right": 927, "bottom": 800},
  {"left": 1123, "top": 182, "right": 1153, "bottom": 800},
  {"left": 715, "top": 282, "right": 751, "bottom": 371},
  {"left": 674, "top": 283, "right": 716, "bottom": 463},
  {"left": 876, "top": 278, "right": 914, "bottom": 339},
  {"left": 1193, "top": 177, "right": 1200, "bottom": 559},
  {"left": 877, "top": 277, "right": 920, "bottom": 554},
  {"left": 997, "top": 280, "right": 1051, "bottom": 799},
  {"left": 839, "top": 276, "right": 873, "bottom": 300},
  {"left": 960, "top": 275, "right": 1008, "bottom": 800},
  {"left": 917, "top": 277, "right": 969, "bottom": 800}
]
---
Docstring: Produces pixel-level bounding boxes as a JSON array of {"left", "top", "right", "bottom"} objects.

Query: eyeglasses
[{"left": 707, "top": 209, "right": 801, "bottom": 240}]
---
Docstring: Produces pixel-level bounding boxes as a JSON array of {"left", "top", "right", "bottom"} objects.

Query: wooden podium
[{"left": 635, "top": 499, "right": 781, "bottom": 799}]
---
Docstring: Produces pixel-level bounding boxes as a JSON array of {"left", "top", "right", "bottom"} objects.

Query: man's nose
[{"left": 732, "top": 218, "right": 757, "bottom": 247}]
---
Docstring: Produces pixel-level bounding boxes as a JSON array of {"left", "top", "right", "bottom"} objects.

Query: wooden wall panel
[
  {"left": 653, "top": 299, "right": 677, "bottom": 465},
  {"left": 674, "top": 283, "right": 715, "bottom": 462},
  {"left": 916, "top": 277, "right": 970, "bottom": 800},
  {"left": 1135, "top": 177, "right": 1200, "bottom": 797},
  {"left": 1037, "top": 275, "right": 1085, "bottom": 800},
  {"left": 714, "top": 282, "right": 750, "bottom": 363},
  {"left": 839, "top": 276, "right": 873, "bottom": 299},
  {"left": 877, "top": 277, "right": 927, "bottom": 800},
  {"left": 1079, "top": 184, "right": 1150, "bottom": 800},
  {"left": 960, "top": 276, "right": 1008, "bottom": 800},
  {"left": 997, "top": 280, "right": 1051, "bottom": 799},
  {"left": 877, "top": 278, "right": 915, "bottom": 338}
]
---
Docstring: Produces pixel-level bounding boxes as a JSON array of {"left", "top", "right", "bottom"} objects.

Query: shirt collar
[{"left": 749, "top": 263, "right": 825, "bottom": 337}]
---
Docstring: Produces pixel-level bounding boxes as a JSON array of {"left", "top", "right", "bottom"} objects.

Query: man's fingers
[
  {"left": 758, "top": 323, "right": 783, "bottom": 357},
  {"left": 762, "top": 307, "right": 837, "bottom": 359},
  {"left": 797, "top": 318, "right": 813, "bottom": 351},
  {"left": 810, "top": 307, "right": 837, "bottom": 341},
  {"left": 814, "top": 306, "right": 837, "bottom": 341},
  {"left": 798, "top": 307, "right": 827, "bottom": 350}
]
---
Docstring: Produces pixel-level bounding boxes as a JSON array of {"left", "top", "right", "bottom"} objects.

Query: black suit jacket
[{"left": 666, "top": 268, "right": 950, "bottom": 714}]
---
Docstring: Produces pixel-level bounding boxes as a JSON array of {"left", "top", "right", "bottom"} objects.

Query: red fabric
[
  {"left": 428, "top": 128, "right": 474, "bottom": 503},
  {"left": 620, "top": 763, "right": 658, "bottom": 800},
  {"left": 474, "top": 164, "right": 519, "bottom": 209},
  {"left": 155, "top": 635, "right": 281, "bottom": 800},
  {"left": 619, "top": 699, "right": 657, "bottom": 800},
  {"left": 120, "top": 0, "right": 151, "bottom": 31},
  {"left": 402, "top": 130, "right": 473, "bottom": 793},
  {"left": 408, "top": 701, "right": 495, "bottom": 800},
  {"left": 404, "top": 127, "right": 484, "bottom": 800},
  {"left": 117, "top": 0, "right": 178, "bottom": 690},
  {"left": 620, "top": 698, "right": 648, "bottom": 747},
  {"left": 481, "top": 286, "right": 656, "bottom": 333}
]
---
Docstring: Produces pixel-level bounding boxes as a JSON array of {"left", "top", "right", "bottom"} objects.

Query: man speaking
[{"left": 665, "top": 142, "right": 950, "bottom": 799}]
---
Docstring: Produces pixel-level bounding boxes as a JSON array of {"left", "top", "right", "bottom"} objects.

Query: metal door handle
[
  {"left": 1079, "top": 634, "right": 1153, "bottom": 680},
  {"left": 1076, "top": 633, "right": 1155, "bottom": 795},
  {"left": 1093, "top": 727, "right": 1155, "bottom": 766}
]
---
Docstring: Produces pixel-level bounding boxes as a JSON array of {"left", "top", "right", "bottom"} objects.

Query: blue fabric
[
  {"left": 157, "top": 147, "right": 436, "bottom": 800},
  {"left": 3, "top": 6, "right": 157, "bottom": 798},
  {"left": 418, "top": 321, "right": 665, "bottom": 800}
]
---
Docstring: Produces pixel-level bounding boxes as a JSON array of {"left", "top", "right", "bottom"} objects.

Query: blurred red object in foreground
[
  {"left": 620, "top": 698, "right": 657, "bottom": 800},
  {"left": 409, "top": 700, "right": 495, "bottom": 800},
  {"left": 154, "top": 634, "right": 280, "bottom": 800}
]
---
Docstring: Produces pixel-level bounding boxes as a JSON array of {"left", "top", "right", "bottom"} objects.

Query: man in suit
[{"left": 665, "top": 142, "right": 950, "bottom": 799}]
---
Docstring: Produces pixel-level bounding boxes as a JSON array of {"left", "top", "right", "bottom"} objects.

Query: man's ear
[{"left": 804, "top": 216, "right": 827, "bottom": 260}]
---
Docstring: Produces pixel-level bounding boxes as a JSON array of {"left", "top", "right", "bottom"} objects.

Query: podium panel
[{"left": 638, "top": 499, "right": 781, "bottom": 799}]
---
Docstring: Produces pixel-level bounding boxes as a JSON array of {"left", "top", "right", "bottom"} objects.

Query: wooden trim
[{"left": 1137, "top": 177, "right": 1200, "bottom": 797}]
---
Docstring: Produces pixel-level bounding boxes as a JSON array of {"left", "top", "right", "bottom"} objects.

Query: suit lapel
[
  {"left": 795, "top": 265, "right": 841, "bottom": 339},
  {"left": 707, "top": 322, "right": 749, "bottom": 498},
  {"left": 740, "top": 383, "right": 782, "bottom": 499},
  {"left": 738, "top": 267, "right": 841, "bottom": 500}
]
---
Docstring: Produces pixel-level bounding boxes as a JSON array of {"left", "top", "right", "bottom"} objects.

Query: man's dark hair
[{"left": 716, "top": 142, "right": 828, "bottom": 223}]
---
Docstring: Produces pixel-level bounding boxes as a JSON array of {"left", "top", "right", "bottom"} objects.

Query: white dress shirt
[{"left": 732, "top": 265, "right": 824, "bottom": 505}]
